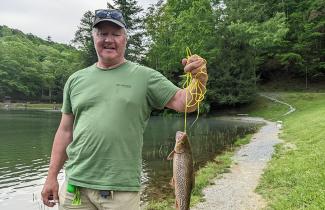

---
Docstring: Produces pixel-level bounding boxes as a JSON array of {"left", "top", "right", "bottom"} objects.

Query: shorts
[{"left": 59, "top": 180, "right": 140, "bottom": 210}]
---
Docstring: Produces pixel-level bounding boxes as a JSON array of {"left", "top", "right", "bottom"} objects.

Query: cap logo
[{"left": 93, "top": 9, "right": 127, "bottom": 28}]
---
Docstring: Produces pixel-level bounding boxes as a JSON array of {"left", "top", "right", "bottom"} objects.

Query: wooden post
[{"left": 305, "top": 67, "right": 308, "bottom": 89}]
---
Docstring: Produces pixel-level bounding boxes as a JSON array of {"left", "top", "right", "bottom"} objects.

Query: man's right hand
[
  {"left": 40, "top": 113, "right": 74, "bottom": 207},
  {"left": 41, "top": 177, "right": 59, "bottom": 207}
]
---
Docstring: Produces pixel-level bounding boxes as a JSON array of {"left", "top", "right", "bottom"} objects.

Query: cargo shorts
[{"left": 59, "top": 180, "right": 140, "bottom": 210}]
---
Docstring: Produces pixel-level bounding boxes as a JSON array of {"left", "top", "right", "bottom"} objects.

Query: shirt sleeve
[
  {"left": 61, "top": 76, "right": 73, "bottom": 113},
  {"left": 146, "top": 70, "right": 180, "bottom": 110}
]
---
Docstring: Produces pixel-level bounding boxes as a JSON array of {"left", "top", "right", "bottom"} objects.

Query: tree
[
  {"left": 208, "top": 0, "right": 288, "bottom": 105},
  {"left": 144, "top": 0, "right": 288, "bottom": 107},
  {"left": 72, "top": 11, "right": 97, "bottom": 66},
  {"left": 145, "top": 0, "right": 215, "bottom": 81},
  {"left": 0, "top": 25, "right": 82, "bottom": 101},
  {"left": 72, "top": 1, "right": 146, "bottom": 64},
  {"left": 252, "top": 0, "right": 324, "bottom": 83},
  {"left": 113, "top": 0, "right": 145, "bottom": 62}
]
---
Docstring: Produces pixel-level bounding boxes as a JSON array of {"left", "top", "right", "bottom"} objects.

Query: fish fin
[
  {"left": 169, "top": 177, "right": 175, "bottom": 187},
  {"left": 192, "top": 173, "right": 195, "bottom": 189},
  {"left": 167, "top": 150, "right": 175, "bottom": 160},
  {"left": 175, "top": 199, "right": 179, "bottom": 209}
]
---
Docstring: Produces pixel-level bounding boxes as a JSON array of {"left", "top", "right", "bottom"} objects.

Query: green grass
[
  {"left": 251, "top": 92, "right": 325, "bottom": 209},
  {"left": 145, "top": 134, "right": 254, "bottom": 210},
  {"left": 239, "top": 94, "right": 288, "bottom": 121},
  {"left": 145, "top": 200, "right": 172, "bottom": 210}
]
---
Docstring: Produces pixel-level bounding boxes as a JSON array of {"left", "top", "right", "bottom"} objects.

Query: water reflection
[
  {"left": 0, "top": 110, "right": 257, "bottom": 209},
  {"left": 0, "top": 110, "right": 63, "bottom": 210}
]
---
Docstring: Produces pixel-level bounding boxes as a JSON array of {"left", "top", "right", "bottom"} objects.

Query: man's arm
[
  {"left": 41, "top": 113, "right": 74, "bottom": 207},
  {"left": 166, "top": 55, "right": 208, "bottom": 112}
]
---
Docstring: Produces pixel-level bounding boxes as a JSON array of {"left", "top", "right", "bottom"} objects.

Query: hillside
[{"left": 0, "top": 25, "right": 84, "bottom": 102}]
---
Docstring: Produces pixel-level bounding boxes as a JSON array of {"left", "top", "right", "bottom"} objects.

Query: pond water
[{"left": 0, "top": 110, "right": 257, "bottom": 210}]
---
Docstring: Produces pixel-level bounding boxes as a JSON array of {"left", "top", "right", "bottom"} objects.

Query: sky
[{"left": 0, "top": 0, "right": 155, "bottom": 44}]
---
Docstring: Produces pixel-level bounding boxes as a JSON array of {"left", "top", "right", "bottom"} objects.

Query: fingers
[
  {"left": 182, "top": 54, "right": 204, "bottom": 66},
  {"left": 47, "top": 195, "right": 57, "bottom": 207},
  {"left": 187, "top": 54, "right": 201, "bottom": 63},
  {"left": 43, "top": 195, "right": 58, "bottom": 207},
  {"left": 182, "top": 58, "right": 187, "bottom": 66},
  {"left": 41, "top": 189, "right": 48, "bottom": 205},
  {"left": 41, "top": 187, "right": 59, "bottom": 207},
  {"left": 181, "top": 54, "right": 208, "bottom": 84},
  {"left": 184, "top": 59, "right": 206, "bottom": 74},
  {"left": 53, "top": 190, "right": 59, "bottom": 201},
  {"left": 41, "top": 190, "right": 52, "bottom": 207},
  {"left": 52, "top": 191, "right": 60, "bottom": 206},
  {"left": 182, "top": 54, "right": 208, "bottom": 83}
]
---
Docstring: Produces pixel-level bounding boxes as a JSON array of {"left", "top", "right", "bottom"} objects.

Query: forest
[
  {"left": 0, "top": 26, "right": 83, "bottom": 102},
  {"left": 0, "top": 0, "right": 324, "bottom": 110}
]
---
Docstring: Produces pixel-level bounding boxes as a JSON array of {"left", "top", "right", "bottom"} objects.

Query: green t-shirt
[{"left": 61, "top": 61, "right": 180, "bottom": 191}]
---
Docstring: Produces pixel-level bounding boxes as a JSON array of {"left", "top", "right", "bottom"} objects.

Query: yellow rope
[{"left": 183, "top": 47, "right": 207, "bottom": 132}]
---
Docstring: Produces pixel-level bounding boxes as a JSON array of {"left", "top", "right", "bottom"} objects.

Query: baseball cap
[{"left": 93, "top": 9, "right": 127, "bottom": 29}]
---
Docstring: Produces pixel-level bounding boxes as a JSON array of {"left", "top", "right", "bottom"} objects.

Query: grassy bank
[
  {"left": 145, "top": 133, "right": 254, "bottom": 210},
  {"left": 250, "top": 92, "right": 325, "bottom": 209}
]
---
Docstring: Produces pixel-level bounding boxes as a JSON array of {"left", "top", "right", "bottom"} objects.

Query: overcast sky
[{"left": 0, "top": 0, "right": 155, "bottom": 44}]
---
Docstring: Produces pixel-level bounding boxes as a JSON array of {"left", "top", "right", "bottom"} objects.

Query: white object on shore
[{"left": 276, "top": 121, "right": 283, "bottom": 129}]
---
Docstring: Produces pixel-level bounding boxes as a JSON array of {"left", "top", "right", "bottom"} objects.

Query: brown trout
[{"left": 167, "top": 131, "right": 194, "bottom": 210}]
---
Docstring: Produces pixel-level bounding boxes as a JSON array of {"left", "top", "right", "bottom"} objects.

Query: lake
[{"left": 0, "top": 110, "right": 257, "bottom": 210}]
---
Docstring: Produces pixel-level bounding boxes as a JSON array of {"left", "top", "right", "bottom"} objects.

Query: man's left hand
[{"left": 182, "top": 55, "right": 208, "bottom": 84}]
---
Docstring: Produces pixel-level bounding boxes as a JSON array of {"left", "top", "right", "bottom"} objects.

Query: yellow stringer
[{"left": 183, "top": 47, "right": 207, "bottom": 132}]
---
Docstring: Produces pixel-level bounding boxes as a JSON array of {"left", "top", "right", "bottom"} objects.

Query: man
[{"left": 41, "top": 9, "right": 208, "bottom": 210}]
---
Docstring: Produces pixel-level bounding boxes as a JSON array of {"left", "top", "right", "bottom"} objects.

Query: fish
[{"left": 167, "top": 131, "right": 194, "bottom": 210}]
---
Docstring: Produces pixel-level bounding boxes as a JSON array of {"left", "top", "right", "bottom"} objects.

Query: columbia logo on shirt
[{"left": 116, "top": 83, "right": 132, "bottom": 88}]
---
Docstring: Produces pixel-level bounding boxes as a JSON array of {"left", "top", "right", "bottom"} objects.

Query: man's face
[{"left": 93, "top": 22, "right": 127, "bottom": 66}]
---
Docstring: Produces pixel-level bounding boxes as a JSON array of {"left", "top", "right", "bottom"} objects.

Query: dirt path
[{"left": 192, "top": 117, "right": 281, "bottom": 210}]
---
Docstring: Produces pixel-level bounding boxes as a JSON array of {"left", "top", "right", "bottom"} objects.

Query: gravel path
[
  {"left": 259, "top": 93, "right": 296, "bottom": 116},
  {"left": 192, "top": 117, "right": 281, "bottom": 210}
]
